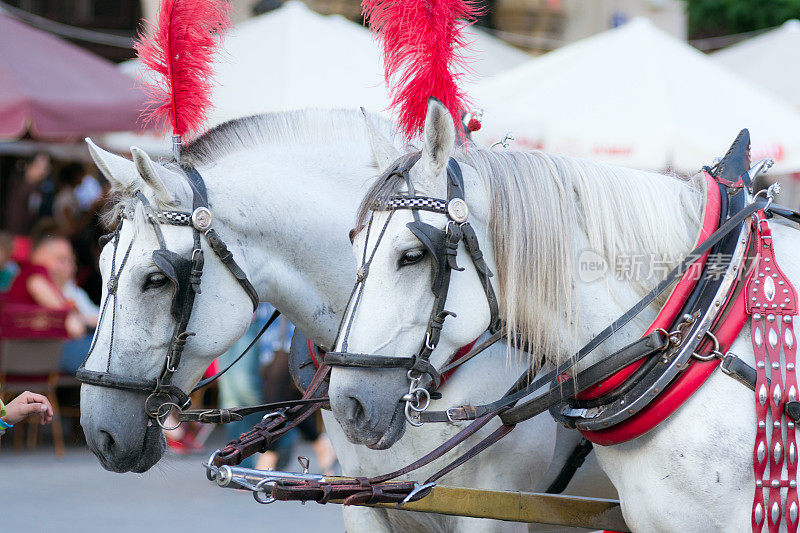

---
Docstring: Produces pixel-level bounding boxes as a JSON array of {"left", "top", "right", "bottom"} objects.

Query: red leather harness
[{"left": 577, "top": 173, "right": 734, "bottom": 445}]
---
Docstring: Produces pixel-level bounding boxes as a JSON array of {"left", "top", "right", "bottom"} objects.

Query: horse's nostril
[
  {"left": 98, "top": 429, "right": 116, "bottom": 455},
  {"left": 347, "top": 395, "right": 366, "bottom": 423}
]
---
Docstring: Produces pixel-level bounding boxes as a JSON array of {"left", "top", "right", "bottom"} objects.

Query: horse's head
[
  {"left": 328, "top": 99, "right": 495, "bottom": 449},
  {"left": 80, "top": 141, "right": 255, "bottom": 472}
]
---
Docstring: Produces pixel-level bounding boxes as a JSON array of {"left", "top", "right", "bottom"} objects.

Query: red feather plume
[
  {"left": 135, "top": 0, "right": 231, "bottom": 138},
  {"left": 362, "top": 0, "right": 481, "bottom": 139}
]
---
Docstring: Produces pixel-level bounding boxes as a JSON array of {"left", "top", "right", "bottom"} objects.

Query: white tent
[
  {"left": 713, "top": 19, "right": 800, "bottom": 109},
  {"left": 104, "top": 2, "right": 529, "bottom": 154},
  {"left": 461, "top": 26, "right": 532, "bottom": 78},
  {"left": 473, "top": 17, "right": 800, "bottom": 173}
]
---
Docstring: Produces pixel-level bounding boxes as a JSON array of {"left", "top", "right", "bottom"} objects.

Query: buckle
[
  {"left": 719, "top": 352, "right": 738, "bottom": 375},
  {"left": 446, "top": 407, "right": 460, "bottom": 423}
]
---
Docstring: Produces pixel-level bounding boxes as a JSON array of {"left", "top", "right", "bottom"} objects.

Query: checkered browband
[
  {"left": 121, "top": 209, "right": 193, "bottom": 226},
  {"left": 373, "top": 195, "right": 447, "bottom": 213},
  {"left": 157, "top": 211, "right": 193, "bottom": 226}
]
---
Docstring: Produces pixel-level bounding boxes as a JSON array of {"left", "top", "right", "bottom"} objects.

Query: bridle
[
  {"left": 325, "top": 152, "right": 501, "bottom": 425},
  {"left": 75, "top": 165, "right": 259, "bottom": 426}
]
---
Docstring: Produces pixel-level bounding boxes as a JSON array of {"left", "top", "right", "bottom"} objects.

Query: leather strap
[
  {"left": 418, "top": 331, "right": 666, "bottom": 424},
  {"left": 178, "top": 397, "right": 329, "bottom": 423},
  {"left": 213, "top": 364, "right": 330, "bottom": 467},
  {"left": 324, "top": 352, "right": 416, "bottom": 369},
  {"left": 75, "top": 368, "right": 190, "bottom": 409},
  {"left": 205, "top": 228, "right": 259, "bottom": 310},
  {"left": 545, "top": 438, "right": 594, "bottom": 494}
]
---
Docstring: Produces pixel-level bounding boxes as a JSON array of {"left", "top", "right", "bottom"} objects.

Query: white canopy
[
  {"left": 103, "top": 2, "right": 528, "bottom": 155},
  {"left": 473, "top": 18, "right": 800, "bottom": 173},
  {"left": 712, "top": 20, "right": 800, "bottom": 109}
]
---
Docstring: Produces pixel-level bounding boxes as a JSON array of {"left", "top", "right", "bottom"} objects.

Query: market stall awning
[
  {"left": 0, "top": 11, "right": 149, "bottom": 141},
  {"left": 105, "top": 2, "right": 530, "bottom": 155},
  {"left": 474, "top": 18, "right": 800, "bottom": 173},
  {"left": 713, "top": 20, "right": 800, "bottom": 109}
]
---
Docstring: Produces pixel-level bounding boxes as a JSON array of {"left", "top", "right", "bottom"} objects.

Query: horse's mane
[
  {"left": 103, "top": 108, "right": 396, "bottom": 227},
  {"left": 358, "top": 146, "right": 705, "bottom": 363},
  {"left": 182, "top": 108, "right": 395, "bottom": 166}
]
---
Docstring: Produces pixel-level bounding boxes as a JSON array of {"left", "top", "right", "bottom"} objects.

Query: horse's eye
[
  {"left": 144, "top": 272, "right": 169, "bottom": 290},
  {"left": 399, "top": 249, "right": 426, "bottom": 267}
]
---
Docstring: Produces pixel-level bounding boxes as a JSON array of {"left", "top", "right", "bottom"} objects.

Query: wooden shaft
[{"left": 329, "top": 483, "right": 630, "bottom": 531}]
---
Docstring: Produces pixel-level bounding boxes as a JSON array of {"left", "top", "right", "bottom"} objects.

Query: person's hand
[
  {"left": 65, "top": 311, "right": 86, "bottom": 339},
  {"left": 2, "top": 391, "right": 54, "bottom": 426}
]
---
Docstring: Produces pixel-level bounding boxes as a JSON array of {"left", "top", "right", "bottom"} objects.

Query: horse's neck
[
  {"left": 199, "top": 143, "right": 371, "bottom": 347},
  {"left": 565, "top": 171, "right": 705, "bottom": 361}
]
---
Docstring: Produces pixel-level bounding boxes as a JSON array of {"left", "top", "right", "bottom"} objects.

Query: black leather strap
[
  {"left": 205, "top": 228, "right": 259, "bottom": 310},
  {"left": 419, "top": 331, "right": 667, "bottom": 424},
  {"left": 75, "top": 368, "right": 190, "bottom": 409},
  {"left": 324, "top": 352, "right": 416, "bottom": 369},
  {"left": 498, "top": 331, "right": 668, "bottom": 425},
  {"left": 545, "top": 438, "right": 594, "bottom": 494},
  {"left": 178, "top": 397, "right": 329, "bottom": 423}
]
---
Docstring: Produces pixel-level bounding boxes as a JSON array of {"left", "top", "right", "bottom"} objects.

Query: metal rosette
[
  {"left": 447, "top": 198, "right": 469, "bottom": 223},
  {"left": 192, "top": 207, "right": 213, "bottom": 231},
  {"left": 570, "top": 188, "right": 753, "bottom": 431}
]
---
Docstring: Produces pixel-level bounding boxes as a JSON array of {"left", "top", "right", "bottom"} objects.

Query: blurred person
[
  {"left": 3, "top": 153, "right": 52, "bottom": 235},
  {"left": 4, "top": 234, "right": 91, "bottom": 372},
  {"left": 0, "top": 231, "right": 19, "bottom": 291},
  {"left": 256, "top": 321, "right": 336, "bottom": 474},
  {"left": 73, "top": 167, "right": 103, "bottom": 212},
  {"left": 0, "top": 391, "right": 54, "bottom": 437},
  {"left": 199, "top": 303, "right": 277, "bottom": 464},
  {"left": 52, "top": 163, "right": 84, "bottom": 235}
]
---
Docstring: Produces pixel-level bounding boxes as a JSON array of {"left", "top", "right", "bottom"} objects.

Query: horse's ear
[
  {"left": 85, "top": 138, "right": 140, "bottom": 192},
  {"left": 130, "top": 146, "right": 172, "bottom": 205},
  {"left": 361, "top": 107, "right": 399, "bottom": 173},
  {"left": 421, "top": 97, "right": 456, "bottom": 178}
]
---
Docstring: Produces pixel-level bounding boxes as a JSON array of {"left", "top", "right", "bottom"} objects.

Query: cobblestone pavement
[{"left": 0, "top": 434, "right": 344, "bottom": 533}]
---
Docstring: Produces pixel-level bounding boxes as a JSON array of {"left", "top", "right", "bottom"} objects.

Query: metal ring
[
  {"left": 204, "top": 450, "right": 221, "bottom": 481},
  {"left": 253, "top": 480, "right": 277, "bottom": 504},
  {"left": 155, "top": 402, "right": 181, "bottom": 430},
  {"left": 692, "top": 330, "right": 722, "bottom": 361},
  {"left": 408, "top": 387, "right": 431, "bottom": 412},
  {"left": 652, "top": 328, "right": 670, "bottom": 342},
  {"left": 405, "top": 402, "right": 423, "bottom": 427}
]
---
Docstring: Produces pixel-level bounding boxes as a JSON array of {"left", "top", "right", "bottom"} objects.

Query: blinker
[
  {"left": 153, "top": 248, "right": 194, "bottom": 323},
  {"left": 407, "top": 221, "right": 448, "bottom": 292}
]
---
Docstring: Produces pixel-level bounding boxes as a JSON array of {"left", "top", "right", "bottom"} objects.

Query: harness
[
  {"left": 325, "top": 153, "right": 501, "bottom": 425},
  {"left": 75, "top": 165, "right": 260, "bottom": 424},
  {"left": 214, "top": 129, "right": 800, "bottom": 514}
]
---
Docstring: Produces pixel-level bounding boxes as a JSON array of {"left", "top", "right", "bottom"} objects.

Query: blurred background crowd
[{"left": 2, "top": 0, "right": 800, "bottom": 462}]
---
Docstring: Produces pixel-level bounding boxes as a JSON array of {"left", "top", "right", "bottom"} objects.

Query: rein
[{"left": 241, "top": 147, "right": 800, "bottom": 507}]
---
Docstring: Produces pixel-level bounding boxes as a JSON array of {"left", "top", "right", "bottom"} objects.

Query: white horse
[
  {"left": 332, "top": 98, "right": 800, "bottom": 532},
  {"left": 80, "top": 109, "right": 610, "bottom": 533}
]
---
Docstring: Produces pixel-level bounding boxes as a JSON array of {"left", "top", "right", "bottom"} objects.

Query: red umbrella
[{"left": 0, "top": 13, "right": 149, "bottom": 140}]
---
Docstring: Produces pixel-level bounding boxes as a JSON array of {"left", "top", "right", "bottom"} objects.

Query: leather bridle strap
[
  {"left": 77, "top": 163, "right": 260, "bottom": 424},
  {"left": 178, "top": 397, "right": 329, "bottom": 424},
  {"left": 212, "top": 364, "right": 331, "bottom": 467},
  {"left": 414, "top": 196, "right": 768, "bottom": 426},
  {"left": 327, "top": 157, "right": 501, "bottom": 393}
]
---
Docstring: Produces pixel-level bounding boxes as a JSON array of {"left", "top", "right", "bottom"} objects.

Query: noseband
[
  {"left": 325, "top": 153, "right": 501, "bottom": 425},
  {"left": 75, "top": 165, "right": 259, "bottom": 426}
]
